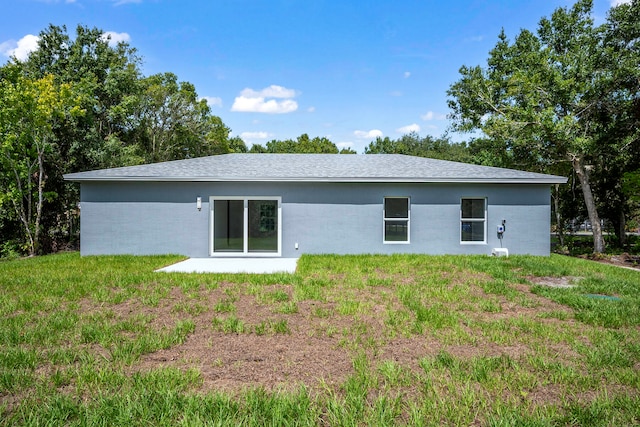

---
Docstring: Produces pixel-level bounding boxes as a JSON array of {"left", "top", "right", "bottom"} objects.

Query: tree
[
  {"left": 1, "top": 24, "right": 240, "bottom": 256},
  {"left": 22, "top": 24, "right": 143, "bottom": 171},
  {"left": 590, "top": 0, "right": 640, "bottom": 246},
  {"left": 364, "top": 132, "right": 471, "bottom": 162},
  {"left": 447, "top": 0, "right": 639, "bottom": 254},
  {"left": 0, "top": 71, "right": 81, "bottom": 255},
  {"left": 131, "top": 73, "right": 236, "bottom": 162},
  {"left": 16, "top": 24, "right": 144, "bottom": 253},
  {"left": 623, "top": 170, "right": 640, "bottom": 233},
  {"left": 249, "top": 134, "right": 349, "bottom": 154},
  {"left": 228, "top": 136, "right": 248, "bottom": 153}
]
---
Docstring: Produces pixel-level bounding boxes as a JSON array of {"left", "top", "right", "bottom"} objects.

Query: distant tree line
[
  {"left": 248, "top": 133, "right": 356, "bottom": 154},
  {"left": 2, "top": 0, "right": 639, "bottom": 257}
]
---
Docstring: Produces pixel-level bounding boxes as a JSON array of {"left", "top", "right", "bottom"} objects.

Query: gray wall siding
[
  {"left": 80, "top": 201, "right": 209, "bottom": 256},
  {"left": 79, "top": 181, "right": 552, "bottom": 257}
]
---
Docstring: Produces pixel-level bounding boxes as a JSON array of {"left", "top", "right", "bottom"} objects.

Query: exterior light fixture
[{"left": 196, "top": 197, "right": 202, "bottom": 211}]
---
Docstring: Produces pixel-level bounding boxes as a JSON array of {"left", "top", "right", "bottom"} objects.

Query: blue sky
[{"left": 0, "top": 0, "right": 626, "bottom": 153}]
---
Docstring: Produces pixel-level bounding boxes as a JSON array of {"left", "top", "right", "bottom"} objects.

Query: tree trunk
[
  {"left": 7, "top": 157, "right": 36, "bottom": 256},
  {"left": 571, "top": 156, "right": 605, "bottom": 254},
  {"left": 619, "top": 210, "right": 627, "bottom": 249},
  {"left": 33, "top": 147, "right": 45, "bottom": 256}
]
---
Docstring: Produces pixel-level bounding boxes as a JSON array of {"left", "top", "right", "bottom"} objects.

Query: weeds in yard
[
  {"left": 172, "top": 301, "right": 208, "bottom": 316},
  {"left": 212, "top": 315, "right": 245, "bottom": 334},
  {"left": 0, "top": 252, "right": 639, "bottom": 425},
  {"left": 254, "top": 319, "right": 290, "bottom": 335},
  {"left": 262, "top": 289, "right": 290, "bottom": 303},
  {"left": 213, "top": 298, "right": 236, "bottom": 314},
  {"left": 273, "top": 301, "right": 298, "bottom": 314}
]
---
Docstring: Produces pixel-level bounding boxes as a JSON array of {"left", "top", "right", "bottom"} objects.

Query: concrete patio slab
[{"left": 156, "top": 258, "right": 298, "bottom": 274}]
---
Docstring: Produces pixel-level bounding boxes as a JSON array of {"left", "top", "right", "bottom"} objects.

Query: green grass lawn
[{"left": 1, "top": 253, "right": 639, "bottom": 426}]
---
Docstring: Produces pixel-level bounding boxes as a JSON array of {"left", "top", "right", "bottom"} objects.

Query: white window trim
[
  {"left": 383, "top": 196, "right": 410, "bottom": 245},
  {"left": 209, "top": 196, "right": 282, "bottom": 257},
  {"left": 460, "top": 197, "right": 487, "bottom": 245}
]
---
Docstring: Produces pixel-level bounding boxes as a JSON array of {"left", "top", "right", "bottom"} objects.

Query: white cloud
[
  {"left": 201, "top": 96, "right": 223, "bottom": 108},
  {"left": 0, "top": 41, "right": 12, "bottom": 56},
  {"left": 421, "top": 111, "right": 434, "bottom": 120},
  {"left": 354, "top": 129, "right": 383, "bottom": 139},
  {"left": 113, "top": 0, "right": 142, "bottom": 5},
  {"left": 0, "top": 34, "right": 40, "bottom": 61},
  {"left": 232, "top": 85, "right": 299, "bottom": 114},
  {"left": 403, "top": 71, "right": 411, "bottom": 78},
  {"left": 101, "top": 31, "right": 131, "bottom": 47},
  {"left": 307, "top": 106, "right": 316, "bottom": 113},
  {"left": 240, "top": 131, "right": 271, "bottom": 140},
  {"left": 465, "top": 35, "right": 485, "bottom": 42},
  {"left": 336, "top": 142, "right": 354, "bottom": 151},
  {"left": 232, "top": 97, "right": 298, "bottom": 114},
  {"left": 241, "top": 85, "right": 296, "bottom": 99},
  {"left": 611, "top": 0, "right": 631, "bottom": 5},
  {"left": 389, "top": 90, "right": 403, "bottom": 97},
  {"left": 396, "top": 123, "right": 421, "bottom": 134},
  {"left": 421, "top": 110, "right": 446, "bottom": 121}
]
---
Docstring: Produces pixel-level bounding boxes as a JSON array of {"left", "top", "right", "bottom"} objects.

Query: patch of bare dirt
[
  {"left": 144, "top": 332, "right": 352, "bottom": 394},
  {"left": 526, "top": 276, "right": 580, "bottom": 288},
  {"left": 580, "top": 253, "right": 640, "bottom": 271},
  {"left": 128, "top": 283, "right": 359, "bottom": 394},
  {"left": 463, "top": 280, "right": 575, "bottom": 323},
  {"left": 69, "top": 270, "right": 602, "bottom": 396}
]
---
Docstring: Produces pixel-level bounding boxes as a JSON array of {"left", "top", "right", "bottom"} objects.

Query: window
[
  {"left": 460, "top": 198, "right": 486, "bottom": 243},
  {"left": 384, "top": 197, "right": 410, "bottom": 243}
]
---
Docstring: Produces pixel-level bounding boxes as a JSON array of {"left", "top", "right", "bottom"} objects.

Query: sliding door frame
[{"left": 209, "top": 196, "right": 282, "bottom": 257}]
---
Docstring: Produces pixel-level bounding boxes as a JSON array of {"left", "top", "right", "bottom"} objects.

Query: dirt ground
[
  {"left": 119, "top": 283, "right": 424, "bottom": 394},
  {"left": 589, "top": 252, "right": 640, "bottom": 271},
  {"left": 73, "top": 273, "right": 592, "bottom": 396},
  {"left": 67, "top": 253, "right": 640, "bottom": 397}
]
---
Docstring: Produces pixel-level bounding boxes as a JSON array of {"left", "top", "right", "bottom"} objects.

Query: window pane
[
  {"left": 461, "top": 199, "right": 485, "bottom": 219},
  {"left": 385, "top": 198, "right": 408, "bottom": 218},
  {"left": 461, "top": 221, "right": 485, "bottom": 242},
  {"left": 214, "top": 200, "right": 244, "bottom": 252},
  {"left": 385, "top": 220, "right": 408, "bottom": 242},
  {"left": 248, "top": 200, "right": 278, "bottom": 252}
]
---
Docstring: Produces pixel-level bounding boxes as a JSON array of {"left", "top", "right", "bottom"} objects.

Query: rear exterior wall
[{"left": 79, "top": 181, "right": 553, "bottom": 257}]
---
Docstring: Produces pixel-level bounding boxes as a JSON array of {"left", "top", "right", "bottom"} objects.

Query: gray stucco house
[{"left": 64, "top": 154, "right": 566, "bottom": 257}]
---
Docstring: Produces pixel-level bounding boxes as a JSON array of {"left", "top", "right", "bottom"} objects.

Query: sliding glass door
[
  {"left": 213, "top": 200, "right": 244, "bottom": 252},
  {"left": 248, "top": 200, "right": 278, "bottom": 252},
  {"left": 211, "top": 197, "right": 280, "bottom": 256}
]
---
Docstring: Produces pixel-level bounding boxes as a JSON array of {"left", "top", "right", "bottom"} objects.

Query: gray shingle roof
[{"left": 63, "top": 154, "right": 567, "bottom": 184}]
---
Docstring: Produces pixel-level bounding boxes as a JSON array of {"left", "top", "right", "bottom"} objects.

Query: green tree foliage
[
  {"left": 228, "top": 136, "right": 249, "bottom": 153},
  {"left": 364, "top": 132, "right": 471, "bottom": 162},
  {"left": 447, "top": 0, "right": 640, "bottom": 253},
  {"left": 249, "top": 134, "right": 353, "bottom": 154},
  {"left": 22, "top": 25, "right": 142, "bottom": 171},
  {"left": 131, "top": 73, "right": 239, "bottom": 162},
  {"left": 623, "top": 171, "right": 640, "bottom": 233},
  {"left": 0, "top": 71, "right": 82, "bottom": 255},
  {"left": 8, "top": 25, "right": 148, "bottom": 255},
  {"left": 590, "top": 0, "right": 640, "bottom": 245},
  {"left": 0, "top": 24, "right": 243, "bottom": 256}
]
